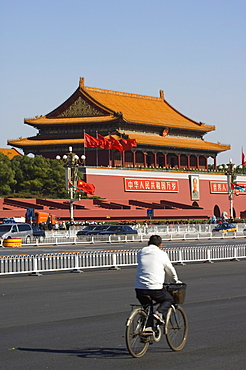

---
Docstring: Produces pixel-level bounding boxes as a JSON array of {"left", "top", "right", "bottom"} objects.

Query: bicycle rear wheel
[
  {"left": 165, "top": 305, "right": 188, "bottom": 351},
  {"left": 125, "top": 308, "right": 150, "bottom": 358}
]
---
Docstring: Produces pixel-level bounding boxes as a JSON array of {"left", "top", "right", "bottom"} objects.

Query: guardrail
[
  {"left": 12, "top": 230, "right": 246, "bottom": 247},
  {"left": 135, "top": 223, "right": 246, "bottom": 235},
  {"left": 0, "top": 227, "right": 243, "bottom": 248},
  {"left": 0, "top": 244, "right": 245, "bottom": 276},
  {"left": 1, "top": 223, "right": 245, "bottom": 247}
]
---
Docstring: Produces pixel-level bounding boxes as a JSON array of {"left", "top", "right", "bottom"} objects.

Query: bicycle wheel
[
  {"left": 125, "top": 308, "right": 150, "bottom": 357},
  {"left": 165, "top": 305, "right": 188, "bottom": 351}
]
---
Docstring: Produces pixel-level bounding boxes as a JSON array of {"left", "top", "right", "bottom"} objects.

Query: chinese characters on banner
[
  {"left": 124, "top": 178, "right": 179, "bottom": 192},
  {"left": 210, "top": 181, "right": 246, "bottom": 195},
  {"left": 210, "top": 181, "right": 228, "bottom": 193}
]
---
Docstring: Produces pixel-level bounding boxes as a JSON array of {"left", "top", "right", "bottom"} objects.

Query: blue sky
[{"left": 1, "top": 0, "right": 245, "bottom": 165}]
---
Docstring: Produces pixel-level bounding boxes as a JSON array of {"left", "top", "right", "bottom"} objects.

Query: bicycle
[{"left": 125, "top": 283, "right": 188, "bottom": 358}]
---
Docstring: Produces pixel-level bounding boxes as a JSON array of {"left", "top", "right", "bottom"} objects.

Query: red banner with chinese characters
[
  {"left": 210, "top": 181, "right": 246, "bottom": 194},
  {"left": 124, "top": 178, "right": 179, "bottom": 192},
  {"left": 210, "top": 181, "right": 228, "bottom": 193}
]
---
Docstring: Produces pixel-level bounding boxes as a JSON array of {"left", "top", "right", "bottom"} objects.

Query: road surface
[{"left": 1, "top": 260, "right": 246, "bottom": 369}]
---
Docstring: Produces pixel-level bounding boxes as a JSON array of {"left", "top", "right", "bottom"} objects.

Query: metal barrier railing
[
  {"left": 0, "top": 244, "right": 245, "bottom": 276},
  {"left": 0, "top": 230, "right": 243, "bottom": 248},
  {"left": 0, "top": 222, "right": 242, "bottom": 248}
]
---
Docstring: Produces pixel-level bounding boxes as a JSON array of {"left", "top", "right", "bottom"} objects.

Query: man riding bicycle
[{"left": 135, "top": 235, "right": 182, "bottom": 324}]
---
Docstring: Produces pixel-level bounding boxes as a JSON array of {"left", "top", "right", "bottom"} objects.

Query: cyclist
[{"left": 135, "top": 235, "right": 182, "bottom": 325}]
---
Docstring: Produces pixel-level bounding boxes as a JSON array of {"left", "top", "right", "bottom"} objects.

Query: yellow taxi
[{"left": 212, "top": 222, "right": 237, "bottom": 234}]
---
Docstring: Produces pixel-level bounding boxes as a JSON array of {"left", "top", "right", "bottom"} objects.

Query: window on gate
[
  {"left": 180, "top": 155, "right": 188, "bottom": 167},
  {"left": 147, "top": 152, "right": 154, "bottom": 166},
  {"left": 125, "top": 151, "right": 133, "bottom": 163},
  {"left": 136, "top": 151, "right": 143, "bottom": 164},
  {"left": 190, "top": 155, "right": 196, "bottom": 167}
]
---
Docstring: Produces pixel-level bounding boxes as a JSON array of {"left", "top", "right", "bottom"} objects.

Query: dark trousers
[{"left": 135, "top": 287, "right": 174, "bottom": 320}]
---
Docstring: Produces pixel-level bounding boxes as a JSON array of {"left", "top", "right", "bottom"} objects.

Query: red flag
[
  {"left": 242, "top": 148, "right": 246, "bottom": 165},
  {"left": 109, "top": 135, "right": 123, "bottom": 152},
  {"left": 84, "top": 133, "right": 100, "bottom": 148},
  {"left": 98, "top": 134, "right": 112, "bottom": 150},
  {"left": 120, "top": 138, "right": 137, "bottom": 151},
  {"left": 77, "top": 179, "right": 95, "bottom": 195}
]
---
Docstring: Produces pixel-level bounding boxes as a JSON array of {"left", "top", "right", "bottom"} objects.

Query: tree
[
  {"left": 42, "top": 158, "right": 67, "bottom": 197},
  {"left": 7, "top": 154, "right": 68, "bottom": 198},
  {"left": 0, "top": 154, "right": 16, "bottom": 195}
]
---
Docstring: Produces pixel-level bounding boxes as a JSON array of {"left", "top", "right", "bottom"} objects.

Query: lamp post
[
  {"left": 219, "top": 159, "right": 236, "bottom": 221},
  {"left": 56, "top": 147, "right": 86, "bottom": 223}
]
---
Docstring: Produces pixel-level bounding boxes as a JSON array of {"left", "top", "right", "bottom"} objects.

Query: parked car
[
  {"left": 212, "top": 223, "right": 236, "bottom": 234},
  {"left": 31, "top": 225, "right": 46, "bottom": 242},
  {"left": 0, "top": 223, "right": 33, "bottom": 243},
  {"left": 99, "top": 225, "right": 138, "bottom": 235},
  {"left": 77, "top": 224, "right": 137, "bottom": 237},
  {"left": 77, "top": 225, "right": 107, "bottom": 236}
]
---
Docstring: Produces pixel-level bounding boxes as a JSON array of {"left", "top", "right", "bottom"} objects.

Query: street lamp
[
  {"left": 219, "top": 159, "right": 236, "bottom": 221},
  {"left": 56, "top": 147, "right": 86, "bottom": 223}
]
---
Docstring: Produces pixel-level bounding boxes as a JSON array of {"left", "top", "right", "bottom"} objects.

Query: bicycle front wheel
[
  {"left": 125, "top": 308, "right": 150, "bottom": 358},
  {"left": 165, "top": 305, "right": 188, "bottom": 351}
]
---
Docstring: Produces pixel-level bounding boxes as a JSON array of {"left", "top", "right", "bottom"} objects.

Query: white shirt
[{"left": 135, "top": 244, "right": 179, "bottom": 290}]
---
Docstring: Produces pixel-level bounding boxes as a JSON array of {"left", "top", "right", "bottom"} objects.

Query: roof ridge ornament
[
  {"left": 159, "top": 90, "right": 164, "bottom": 100},
  {"left": 79, "top": 77, "right": 85, "bottom": 89},
  {"left": 115, "top": 111, "right": 123, "bottom": 118}
]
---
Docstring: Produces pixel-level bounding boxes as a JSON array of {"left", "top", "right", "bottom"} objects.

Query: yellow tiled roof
[
  {"left": 84, "top": 85, "right": 215, "bottom": 132},
  {"left": 24, "top": 115, "right": 117, "bottom": 125},
  {"left": 114, "top": 132, "right": 230, "bottom": 152},
  {"left": 23, "top": 80, "right": 215, "bottom": 132},
  {"left": 8, "top": 137, "right": 86, "bottom": 147},
  {"left": 0, "top": 148, "right": 22, "bottom": 158},
  {"left": 8, "top": 133, "right": 230, "bottom": 152}
]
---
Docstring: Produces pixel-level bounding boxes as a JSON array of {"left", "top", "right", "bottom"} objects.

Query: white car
[{"left": 0, "top": 223, "right": 33, "bottom": 243}]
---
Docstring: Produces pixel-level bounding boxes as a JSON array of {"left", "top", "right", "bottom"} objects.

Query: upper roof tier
[{"left": 24, "top": 77, "right": 215, "bottom": 132}]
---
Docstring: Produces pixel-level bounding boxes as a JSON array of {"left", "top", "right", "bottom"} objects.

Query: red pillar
[
  {"left": 214, "top": 156, "right": 217, "bottom": 170},
  {"left": 196, "top": 156, "right": 199, "bottom": 169},
  {"left": 164, "top": 154, "right": 167, "bottom": 167},
  {"left": 187, "top": 155, "right": 190, "bottom": 169},
  {"left": 143, "top": 152, "right": 147, "bottom": 167},
  {"left": 122, "top": 151, "right": 125, "bottom": 167},
  {"left": 153, "top": 153, "right": 157, "bottom": 167},
  {"left": 133, "top": 151, "right": 136, "bottom": 167}
]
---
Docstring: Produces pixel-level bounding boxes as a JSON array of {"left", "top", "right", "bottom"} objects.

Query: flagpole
[
  {"left": 108, "top": 132, "right": 110, "bottom": 167},
  {"left": 96, "top": 131, "right": 99, "bottom": 167},
  {"left": 83, "top": 129, "right": 86, "bottom": 154}
]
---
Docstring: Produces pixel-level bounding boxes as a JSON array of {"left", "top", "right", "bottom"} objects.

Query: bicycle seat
[{"left": 138, "top": 295, "right": 152, "bottom": 306}]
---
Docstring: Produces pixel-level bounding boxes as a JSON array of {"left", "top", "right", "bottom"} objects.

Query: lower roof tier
[{"left": 8, "top": 133, "right": 230, "bottom": 153}]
